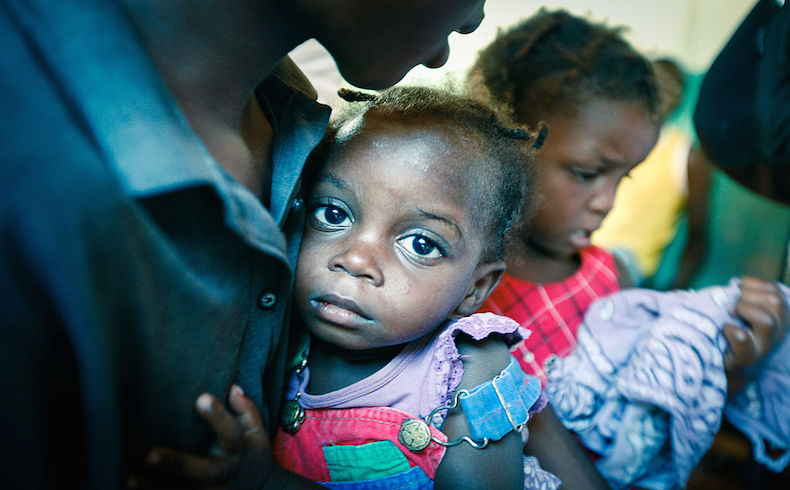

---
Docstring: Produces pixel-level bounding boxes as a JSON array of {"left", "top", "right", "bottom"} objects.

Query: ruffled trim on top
[{"left": 422, "top": 312, "right": 527, "bottom": 424}]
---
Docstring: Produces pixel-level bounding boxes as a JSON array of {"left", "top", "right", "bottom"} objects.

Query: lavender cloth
[
  {"left": 287, "top": 313, "right": 531, "bottom": 425},
  {"left": 546, "top": 279, "right": 790, "bottom": 489}
]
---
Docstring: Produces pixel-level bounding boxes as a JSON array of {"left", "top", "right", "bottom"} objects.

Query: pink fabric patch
[{"left": 274, "top": 406, "right": 448, "bottom": 482}]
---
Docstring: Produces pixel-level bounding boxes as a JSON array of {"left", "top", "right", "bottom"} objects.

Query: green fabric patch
[{"left": 323, "top": 440, "right": 411, "bottom": 482}]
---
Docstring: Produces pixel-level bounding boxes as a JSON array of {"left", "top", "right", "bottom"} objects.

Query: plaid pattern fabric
[{"left": 479, "top": 246, "right": 620, "bottom": 384}]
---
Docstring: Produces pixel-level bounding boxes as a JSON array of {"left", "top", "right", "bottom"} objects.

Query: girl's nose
[
  {"left": 589, "top": 179, "right": 618, "bottom": 215},
  {"left": 329, "top": 239, "right": 384, "bottom": 287}
]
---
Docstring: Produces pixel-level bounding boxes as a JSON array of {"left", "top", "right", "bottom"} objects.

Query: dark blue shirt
[{"left": 0, "top": 0, "right": 330, "bottom": 487}]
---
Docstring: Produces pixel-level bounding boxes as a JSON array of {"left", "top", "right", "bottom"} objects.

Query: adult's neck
[
  {"left": 122, "top": 0, "right": 305, "bottom": 127},
  {"left": 120, "top": 0, "right": 309, "bottom": 196}
]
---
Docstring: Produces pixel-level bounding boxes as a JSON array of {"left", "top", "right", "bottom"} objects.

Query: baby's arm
[
  {"left": 723, "top": 276, "right": 789, "bottom": 395},
  {"left": 433, "top": 334, "right": 525, "bottom": 489}
]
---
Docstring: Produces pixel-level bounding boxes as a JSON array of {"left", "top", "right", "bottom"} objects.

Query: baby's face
[
  {"left": 294, "top": 116, "right": 484, "bottom": 351},
  {"left": 522, "top": 97, "right": 659, "bottom": 261}
]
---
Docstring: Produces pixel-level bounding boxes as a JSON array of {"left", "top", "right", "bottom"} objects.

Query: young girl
[
  {"left": 467, "top": 8, "right": 788, "bottom": 489},
  {"left": 140, "top": 85, "right": 553, "bottom": 489},
  {"left": 468, "top": 7, "right": 660, "bottom": 387},
  {"left": 272, "top": 86, "right": 551, "bottom": 489}
]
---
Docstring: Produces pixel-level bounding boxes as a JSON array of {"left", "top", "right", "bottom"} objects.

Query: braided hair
[
  {"left": 465, "top": 8, "right": 660, "bottom": 127},
  {"left": 306, "top": 85, "right": 545, "bottom": 262}
]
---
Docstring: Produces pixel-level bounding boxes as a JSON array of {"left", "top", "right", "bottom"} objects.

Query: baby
[{"left": 274, "top": 86, "right": 551, "bottom": 488}]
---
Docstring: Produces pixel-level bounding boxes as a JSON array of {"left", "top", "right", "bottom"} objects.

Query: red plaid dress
[{"left": 479, "top": 245, "right": 620, "bottom": 384}]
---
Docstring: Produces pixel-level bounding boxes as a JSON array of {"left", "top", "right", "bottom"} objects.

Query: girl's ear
[{"left": 454, "top": 261, "right": 506, "bottom": 317}]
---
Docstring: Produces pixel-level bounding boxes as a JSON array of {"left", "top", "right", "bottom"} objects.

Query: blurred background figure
[{"left": 591, "top": 57, "right": 693, "bottom": 287}]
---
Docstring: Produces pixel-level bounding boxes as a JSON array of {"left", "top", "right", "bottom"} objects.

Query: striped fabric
[{"left": 479, "top": 245, "right": 620, "bottom": 384}]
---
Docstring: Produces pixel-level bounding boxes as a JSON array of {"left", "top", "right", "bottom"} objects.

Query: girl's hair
[
  {"left": 307, "top": 85, "right": 545, "bottom": 263},
  {"left": 465, "top": 8, "right": 660, "bottom": 126}
]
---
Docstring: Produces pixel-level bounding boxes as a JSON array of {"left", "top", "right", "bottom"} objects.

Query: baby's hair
[
  {"left": 465, "top": 8, "right": 660, "bottom": 126},
  {"left": 307, "top": 85, "right": 543, "bottom": 263}
]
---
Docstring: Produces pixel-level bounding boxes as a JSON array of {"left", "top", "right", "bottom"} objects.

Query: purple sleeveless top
[{"left": 285, "top": 313, "right": 526, "bottom": 426}]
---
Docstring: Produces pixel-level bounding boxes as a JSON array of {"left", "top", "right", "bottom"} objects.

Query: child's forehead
[
  {"left": 341, "top": 110, "right": 456, "bottom": 142},
  {"left": 325, "top": 116, "right": 478, "bottom": 195},
  {"left": 336, "top": 112, "right": 470, "bottom": 160}
]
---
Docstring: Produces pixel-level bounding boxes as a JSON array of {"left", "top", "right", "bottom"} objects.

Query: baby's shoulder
[{"left": 451, "top": 314, "right": 517, "bottom": 388}]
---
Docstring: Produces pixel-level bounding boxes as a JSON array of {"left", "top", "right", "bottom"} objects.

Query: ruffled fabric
[{"left": 420, "top": 313, "right": 527, "bottom": 425}]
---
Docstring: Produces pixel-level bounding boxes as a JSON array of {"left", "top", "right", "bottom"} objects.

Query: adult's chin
[{"left": 337, "top": 64, "right": 412, "bottom": 91}]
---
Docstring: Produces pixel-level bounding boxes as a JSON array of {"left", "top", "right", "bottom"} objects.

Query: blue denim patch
[{"left": 460, "top": 357, "right": 542, "bottom": 441}]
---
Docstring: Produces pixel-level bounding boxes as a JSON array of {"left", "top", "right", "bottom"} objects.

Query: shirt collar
[{"left": 11, "top": 0, "right": 330, "bottom": 243}]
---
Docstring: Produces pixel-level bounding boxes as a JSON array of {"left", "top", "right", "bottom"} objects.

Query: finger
[
  {"left": 740, "top": 278, "right": 789, "bottom": 341},
  {"left": 738, "top": 276, "right": 778, "bottom": 293},
  {"left": 228, "top": 385, "right": 273, "bottom": 461},
  {"left": 145, "top": 447, "right": 233, "bottom": 485},
  {"left": 228, "top": 385, "right": 264, "bottom": 434},
  {"left": 722, "top": 322, "right": 756, "bottom": 371},
  {"left": 195, "top": 393, "right": 245, "bottom": 455},
  {"left": 733, "top": 294, "right": 782, "bottom": 349}
]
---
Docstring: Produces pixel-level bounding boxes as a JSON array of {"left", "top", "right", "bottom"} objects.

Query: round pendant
[
  {"left": 281, "top": 399, "right": 305, "bottom": 434},
  {"left": 398, "top": 418, "right": 432, "bottom": 452}
]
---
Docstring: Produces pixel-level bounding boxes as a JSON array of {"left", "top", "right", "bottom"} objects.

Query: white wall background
[{"left": 290, "top": 0, "right": 756, "bottom": 104}]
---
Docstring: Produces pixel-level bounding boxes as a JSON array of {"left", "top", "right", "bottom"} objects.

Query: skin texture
[{"left": 506, "top": 97, "right": 660, "bottom": 285}]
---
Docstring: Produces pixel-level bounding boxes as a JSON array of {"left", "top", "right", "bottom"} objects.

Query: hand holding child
[
  {"left": 723, "top": 276, "right": 789, "bottom": 394},
  {"left": 132, "top": 385, "right": 315, "bottom": 489}
]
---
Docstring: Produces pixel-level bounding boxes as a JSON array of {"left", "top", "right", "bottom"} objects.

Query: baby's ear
[{"left": 454, "top": 261, "right": 506, "bottom": 316}]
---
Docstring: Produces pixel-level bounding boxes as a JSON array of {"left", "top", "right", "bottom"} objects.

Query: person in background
[
  {"left": 591, "top": 57, "right": 692, "bottom": 287},
  {"left": 0, "top": 0, "right": 489, "bottom": 487},
  {"left": 694, "top": 0, "right": 790, "bottom": 206},
  {"left": 672, "top": 0, "right": 790, "bottom": 291},
  {"left": 467, "top": 8, "right": 788, "bottom": 488}
]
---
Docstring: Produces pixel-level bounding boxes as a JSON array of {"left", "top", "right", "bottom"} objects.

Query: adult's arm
[{"left": 694, "top": 0, "right": 790, "bottom": 203}]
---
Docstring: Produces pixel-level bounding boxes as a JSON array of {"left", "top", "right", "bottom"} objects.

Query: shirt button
[
  {"left": 258, "top": 290, "right": 277, "bottom": 310},
  {"left": 291, "top": 197, "right": 303, "bottom": 211}
]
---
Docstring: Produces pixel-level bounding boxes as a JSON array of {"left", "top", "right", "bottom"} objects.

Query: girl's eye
[
  {"left": 312, "top": 204, "right": 351, "bottom": 229},
  {"left": 570, "top": 167, "right": 601, "bottom": 181},
  {"left": 397, "top": 234, "right": 444, "bottom": 260}
]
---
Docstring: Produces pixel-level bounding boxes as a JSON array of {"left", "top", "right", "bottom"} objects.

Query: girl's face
[
  {"left": 523, "top": 98, "right": 660, "bottom": 261},
  {"left": 294, "top": 116, "right": 501, "bottom": 351}
]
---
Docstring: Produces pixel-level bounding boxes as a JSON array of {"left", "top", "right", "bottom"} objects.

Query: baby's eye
[
  {"left": 397, "top": 234, "right": 444, "bottom": 260},
  {"left": 312, "top": 204, "right": 351, "bottom": 230}
]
